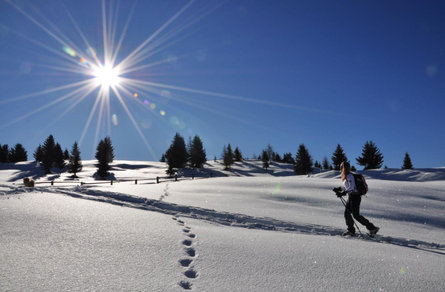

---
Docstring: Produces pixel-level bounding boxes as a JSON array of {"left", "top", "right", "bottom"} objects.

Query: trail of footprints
[
  {"left": 172, "top": 216, "right": 199, "bottom": 290},
  {"left": 159, "top": 184, "right": 169, "bottom": 201}
]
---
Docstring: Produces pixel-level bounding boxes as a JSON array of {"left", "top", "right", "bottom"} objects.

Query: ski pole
[{"left": 339, "top": 196, "right": 363, "bottom": 237}]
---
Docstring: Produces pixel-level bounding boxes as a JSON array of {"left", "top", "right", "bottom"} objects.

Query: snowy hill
[{"left": 1, "top": 161, "right": 444, "bottom": 291}]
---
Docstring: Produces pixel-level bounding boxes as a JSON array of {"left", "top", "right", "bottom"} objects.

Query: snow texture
[{"left": 1, "top": 160, "right": 444, "bottom": 291}]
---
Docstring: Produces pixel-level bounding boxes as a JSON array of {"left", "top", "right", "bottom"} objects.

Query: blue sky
[{"left": 0, "top": 0, "right": 444, "bottom": 168}]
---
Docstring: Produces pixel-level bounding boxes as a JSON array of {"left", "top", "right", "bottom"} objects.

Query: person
[{"left": 337, "top": 161, "right": 379, "bottom": 236}]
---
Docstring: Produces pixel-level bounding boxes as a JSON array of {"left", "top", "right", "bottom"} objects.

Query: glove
[
  {"left": 332, "top": 187, "right": 346, "bottom": 197},
  {"left": 336, "top": 191, "right": 346, "bottom": 198}
]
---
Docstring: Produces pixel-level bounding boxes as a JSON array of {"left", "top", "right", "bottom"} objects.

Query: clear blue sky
[{"left": 0, "top": 0, "right": 444, "bottom": 168}]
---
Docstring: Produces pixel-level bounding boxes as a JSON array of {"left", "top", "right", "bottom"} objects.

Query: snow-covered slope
[{"left": 1, "top": 161, "right": 444, "bottom": 291}]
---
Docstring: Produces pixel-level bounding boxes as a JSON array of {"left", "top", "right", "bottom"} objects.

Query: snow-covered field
[{"left": 1, "top": 161, "right": 444, "bottom": 291}]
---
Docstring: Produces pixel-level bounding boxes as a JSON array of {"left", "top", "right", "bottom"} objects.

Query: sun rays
[{"left": 1, "top": 0, "right": 326, "bottom": 160}]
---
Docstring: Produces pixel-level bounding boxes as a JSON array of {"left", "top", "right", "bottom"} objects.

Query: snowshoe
[
  {"left": 342, "top": 230, "right": 356, "bottom": 237},
  {"left": 368, "top": 227, "right": 380, "bottom": 238}
]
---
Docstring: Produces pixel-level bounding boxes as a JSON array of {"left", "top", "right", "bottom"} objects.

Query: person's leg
[
  {"left": 344, "top": 199, "right": 355, "bottom": 233},
  {"left": 349, "top": 196, "right": 376, "bottom": 230}
]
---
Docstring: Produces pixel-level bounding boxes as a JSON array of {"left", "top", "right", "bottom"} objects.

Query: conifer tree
[
  {"left": 262, "top": 150, "right": 270, "bottom": 170},
  {"left": 165, "top": 133, "right": 188, "bottom": 173},
  {"left": 189, "top": 135, "right": 207, "bottom": 168},
  {"left": 282, "top": 153, "right": 295, "bottom": 164},
  {"left": 322, "top": 157, "right": 331, "bottom": 170},
  {"left": 63, "top": 149, "right": 70, "bottom": 160},
  {"left": 54, "top": 143, "right": 66, "bottom": 170},
  {"left": 356, "top": 141, "right": 384, "bottom": 170},
  {"left": 8, "top": 143, "right": 28, "bottom": 162},
  {"left": 331, "top": 144, "right": 348, "bottom": 170},
  {"left": 103, "top": 136, "right": 114, "bottom": 163},
  {"left": 222, "top": 144, "right": 234, "bottom": 170},
  {"left": 314, "top": 161, "right": 321, "bottom": 169},
  {"left": 265, "top": 145, "right": 274, "bottom": 162},
  {"left": 234, "top": 147, "right": 243, "bottom": 162},
  {"left": 34, "top": 145, "right": 44, "bottom": 163},
  {"left": 402, "top": 152, "right": 413, "bottom": 169},
  {"left": 0, "top": 144, "right": 9, "bottom": 162},
  {"left": 68, "top": 142, "right": 82, "bottom": 177},
  {"left": 274, "top": 152, "right": 282, "bottom": 163},
  {"left": 294, "top": 144, "right": 313, "bottom": 175},
  {"left": 95, "top": 139, "right": 110, "bottom": 179},
  {"left": 42, "top": 135, "right": 56, "bottom": 174}
]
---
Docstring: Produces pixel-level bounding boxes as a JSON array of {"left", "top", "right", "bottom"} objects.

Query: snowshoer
[{"left": 336, "top": 161, "right": 379, "bottom": 237}]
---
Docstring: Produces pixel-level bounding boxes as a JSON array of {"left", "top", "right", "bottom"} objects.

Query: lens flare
[
  {"left": 63, "top": 46, "right": 77, "bottom": 57},
  {"left": 272, "top": 183, "right": 282, "bottom": 194},
  {"left": 112, "top": 114, "right": 118, "bottom": 126}
]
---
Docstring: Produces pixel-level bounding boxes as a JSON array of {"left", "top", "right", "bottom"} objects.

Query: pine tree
[
  {"left": 189, "top": 135, "right": 207, "bottom": 168},
  {"left": 160, "top": 154, "right": 166, "bottom": 162},
  {"left": 314, "top": 161, "right": 321, "bottom": 169},
  {"left": 95, "top": 139, "right": 110, "bottom": 179},
  {"left": 8, "top": 143, "right": 28, "bottom": 162},
  {"left": 322, "top": 157, "right": 331, "bottom": 170},
  {"left": 234, "top": 147, "right": 243, "bottom": 162},
  {"left": 294, "top": 144, "right": 313, "bottom": 175},
  {"left": 282, "top": 153, "right": 295, "bottom": 164},
  {"left": 103, "top": 136, "right": 114, "bottom": 163},
  {"left": 331, "top": 144, "right": 348, "bottom": 170},
  {"left": 402, "top": 152, "right": 413, "bottom": 169},
  {"left": 265, "top": 145, "right": 274, "bottom": 162},
  {"left": 0, "top": 144, "right": 9, "bottom": 163},
  {"left": 222, "top": 144, "right": 234, "bottom": 170},
  {"left": 356, "top": 141, "right": 384, "bottom": 170},
  {"left": 68, "top": 142, "right": 82, "bottom": 177},
  {"left": 63, "top": 149, "right": 70, "bottom": 160},
  {"left": 165, "top": 133, "right": 188, "bottom": 174},
  {"left": 34, "top": 145, "right": 44, "bottom": 163},
  {"left": 262, "top": 150, "right": 270, "bottom": 170},
  {"left": 54, "top": 143, "right": 66, "bottom": 170},
  {"left": 42, "top": 135, "right": 56, "bottom": 174},
  {"left": 274, "top": 152, "right": 282, "bottom": 163}
]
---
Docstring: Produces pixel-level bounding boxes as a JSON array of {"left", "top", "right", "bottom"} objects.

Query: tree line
[
  {"left": 162, "top": 134, "right": 415, "bottom": 175},
  {"left": 0, "top": 135, "right": 114, "bottom": 179},
  {"left": 2, "top": 135, "right": 416, "bottom": 177}
]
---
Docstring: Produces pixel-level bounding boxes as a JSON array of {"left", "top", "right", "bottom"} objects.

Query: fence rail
[{"left": 30, "top": 175, "right": 183, "bottom": 187}]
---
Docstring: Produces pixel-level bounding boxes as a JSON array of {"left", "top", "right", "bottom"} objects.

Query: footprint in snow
[
  {"left": 185, "top": 247, "right": 196, "bottom": 257},
  {"left": 179, "top": 259, "right": 193, "bottom": 268},
  {"left": 179, "top": 280, "right": 192, "bottom": 290},
  {"left": 182, "top": 240, "right": 192, "bottom": 247},
  {"left": 187, "top": 233, "right": 196, "bottom": 239},
  {"left": 184, "top": 269, "right": 198, "bottom": 279}
]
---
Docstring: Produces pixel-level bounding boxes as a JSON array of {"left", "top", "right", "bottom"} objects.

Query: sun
[{"left": 91, "top": 63, "right": 121, "bottom": 89}]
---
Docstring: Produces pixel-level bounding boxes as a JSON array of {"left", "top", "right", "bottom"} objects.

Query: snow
[{"left": 1, "top": 160, "right": 444, "bottom": 291}]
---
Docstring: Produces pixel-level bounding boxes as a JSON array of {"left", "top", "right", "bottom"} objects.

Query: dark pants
[{"left": 344, "top": 195, "right": 376, "bottom": 233}]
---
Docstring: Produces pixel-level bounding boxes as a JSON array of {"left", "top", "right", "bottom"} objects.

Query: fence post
[
  {"left": 156, "top": 176, "right": 159, "bottom": 184},
  {"left": 135, "top": 179, "right": 138, "bottom": 184},
  {"left": 111, "top": 180, "right": 113, "bottom": 185},
  {"left": 175, "top": 175, "right": 178, "bottom": 182},
  {"left": 51, "top": 180, "right": 54, "bottom": 186}
]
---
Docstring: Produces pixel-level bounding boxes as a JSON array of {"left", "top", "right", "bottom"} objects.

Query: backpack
[{"left": 352, "top": 173, "right": 368, "bottom": 196}]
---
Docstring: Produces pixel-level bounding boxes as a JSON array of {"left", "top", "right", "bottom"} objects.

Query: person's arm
[{"left": 343, "top": 173, "right": 356, "bottom": 193}]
